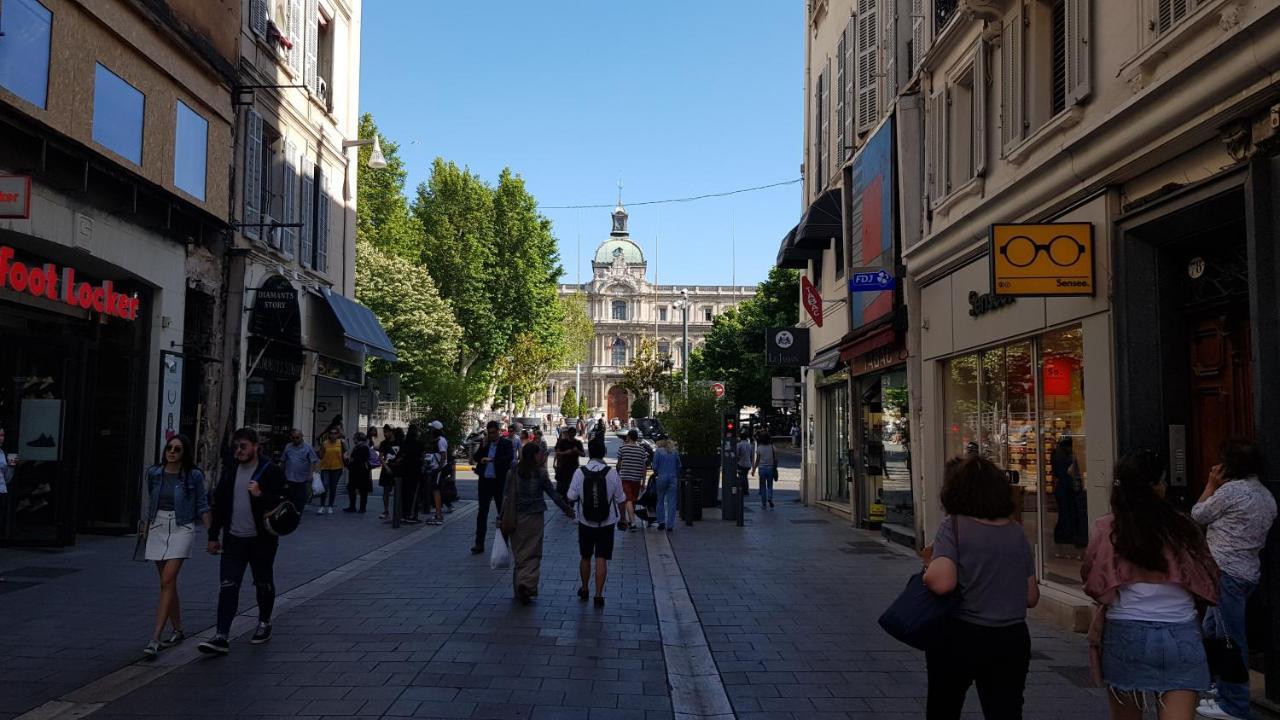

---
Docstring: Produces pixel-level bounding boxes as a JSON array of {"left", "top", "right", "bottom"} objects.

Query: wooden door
[
  {"left": 1188, "top": 311, "right": 1254, "bottom": 495},
  {"left": 607, "top": 386, "right": 629, "bottom": 424}
]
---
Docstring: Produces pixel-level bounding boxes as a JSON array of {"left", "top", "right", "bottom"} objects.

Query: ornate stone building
[{"left": 546, "top": 201, "right": 753, "bottom": 423}]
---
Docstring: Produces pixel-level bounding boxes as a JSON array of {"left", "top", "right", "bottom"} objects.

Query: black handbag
[
  {"left": 1204, "top": 608, "right": 1249, "bottom": 684},
  {"left": 878, "top": 517, "right": 962, "bottom": 650}
]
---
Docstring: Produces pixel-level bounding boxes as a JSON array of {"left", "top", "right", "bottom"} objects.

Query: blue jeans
[
  {"left": 1205, "top": 573, "right": 1257, "bottom": 718},
  {"left": 655, "top": 475, "right": 678, "bottom": 528},
  {"left": 758, "top": 466, "right": 776, "bottom": 505}
]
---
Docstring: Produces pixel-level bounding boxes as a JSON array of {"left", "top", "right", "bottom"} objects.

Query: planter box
[{"left": 682, "top": 454, "right": 721, "bottom": 508}]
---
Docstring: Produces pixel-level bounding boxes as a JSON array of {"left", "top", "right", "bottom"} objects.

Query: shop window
[
  {"left": 92, "top": 64, "right": 145, "bottom": 165},
  {"left": 0, "top": 0, "right": 51, "bottom": 109},
  {"left": 612, "top": 300, "right": 626, "bottom": 320},
  {"left": 942, "top": 325, "right": 1087, "bottom": 587},
  {"left": 174, "top": 102, "right": 208, "bottom": 201}
]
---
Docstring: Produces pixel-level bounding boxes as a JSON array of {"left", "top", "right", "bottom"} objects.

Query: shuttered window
[
  {"left": 1000, "top": 7, "right": 1024, "bottom": 155},
  {"left": 300, "top": 162, "right": 314, "bottom": 269},
  {"left": 249, "top": 0, "right": 267, "bottom": 37},
  {"left": 815, "top": 66, "right": 828, "bottom": 191},
  {"left": 281, "top": 139, "right": 298, "bottom": 258},
  {"left": 843, "top": 17, "right": 856, "bottom": 155},
  {"left": 315, "top": 166, "right": 330, "bottom": 273},
  {"left": 910, "top": 0, "right": 925, "bottom": 71},
  {"left": 287, "top": 0, "right": 303, "bottom": 76},
  {"left": 243, "top": 108, "right": 264, "bottom": 241},
  {"left": 856, "top": 0, "right": 878, "bottom": 131},
  {"left": 836, "top": 30, "right": 846, "bottom": 167},
  {"left": 1156, "top": 0, "right": 1198, "bottom": 34},
  {"left": 304, "top": 0, "right": 319, "bottom": 95}
]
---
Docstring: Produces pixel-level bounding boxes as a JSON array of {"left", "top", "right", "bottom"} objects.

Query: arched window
[
  {"left": 612, "top": 338, "right": 627, "bottom": 366},
  {"left": 612, "top": 300, "right": 627, "bottom": 320},
  {"left": 657, "top": 339, "right": 671, "bottom": 359}
]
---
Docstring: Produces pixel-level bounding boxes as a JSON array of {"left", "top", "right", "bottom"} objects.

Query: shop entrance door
[{"left": 1186, "top": 308, "right": 1254, "bottom": 496}]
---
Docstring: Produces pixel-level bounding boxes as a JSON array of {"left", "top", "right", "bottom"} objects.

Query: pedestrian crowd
[{"left": 895, "top": 438, "right": 1276, "bottom": 720}]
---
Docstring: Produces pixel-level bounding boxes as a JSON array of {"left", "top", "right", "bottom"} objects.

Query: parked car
[{"left": 616, "top": 417, "right": 664, "bottom": 440}]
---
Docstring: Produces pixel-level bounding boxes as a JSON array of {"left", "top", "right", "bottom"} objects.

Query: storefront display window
[
  {"left": 942, "top": 325, "right": 1087, "bottom": 588},
  {"left": 821, "top": 380, "right": 850, "bottom": 503},
  {"left": 861, "top": 369, "right": 913, "bottom": 537}
]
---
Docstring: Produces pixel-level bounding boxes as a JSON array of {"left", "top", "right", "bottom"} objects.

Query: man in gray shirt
[
  {"left": 281, "top": 428, "right": 318, "bottom": 510},
  {"left": 199, "top": 427, "right": 287, "bottom": 656}
]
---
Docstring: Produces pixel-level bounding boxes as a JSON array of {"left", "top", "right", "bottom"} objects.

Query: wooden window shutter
[
  {"left": 300, "top": 163, "right": 314, "bottom": 269},
  {"left": 1000, "top": 7, "right": 1025, "bottom": 155},
  {"left": 818, "top": 65, "right": 830, "bottom": 187},
  {"left": 826, "top": 57, "right": 836, "bottom": 180},
  {"left": 1065, "top": 0, "right": 1091, "bottom": 104},
  {"left": 316, "top": 168, "right": 330, "bottom": 273},
  {"left": 287, "top": 0, "right": 303, "bottom": 76},
  {"left": 304, "top": 0, "right": 319, "bottom": 94},
  {"left": 856, "top": 0, "right": 878, "bottom": 131},
  {"left": 243, "top": 109, "right": 263, "bottom": 242},
  {"left": 844, "top": 16, "right": 857, "bottom": 157},
  {"left": 836, "top": 30, "right": 846, "bottom": 167},
  {"left": 250, "top": 0, "right": 267, "bottom": 37},
  {"left": 911, "top": 0, "right": 925, "bottom": 70},
  {"left": 927, "top": 90, "right": 943, "bottom": 202},
  {"left": 282, "top": 139, "right": 298, "bottom": 257},
  {"left": 974, "top": 43, "right": 988, "bottom": 178}
]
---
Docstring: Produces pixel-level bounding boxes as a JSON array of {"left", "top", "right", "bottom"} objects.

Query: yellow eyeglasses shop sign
[{"left": 990, "top": 222, "right": 1095, "bottom": 297}]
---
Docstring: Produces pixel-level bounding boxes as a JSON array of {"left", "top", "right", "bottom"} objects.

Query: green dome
[{"left": 594, "top": 238, "right": 646, "bottom": 265}]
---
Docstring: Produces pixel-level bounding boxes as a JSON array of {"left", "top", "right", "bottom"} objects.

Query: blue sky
[{"left": 358, "top": 1, "right": 803, "bottom": 288}]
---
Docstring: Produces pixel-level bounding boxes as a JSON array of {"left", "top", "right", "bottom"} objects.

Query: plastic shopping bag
[
  {"left": 311, "top": 473, "right": 325, "bottom": 495},
  {"left": 489, "top": 529, "right": 512, "bottom": 570}
]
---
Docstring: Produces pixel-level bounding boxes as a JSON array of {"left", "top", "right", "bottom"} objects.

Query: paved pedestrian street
[{"left": 1, "top": 487, "right": 1109, "bottom": 720}]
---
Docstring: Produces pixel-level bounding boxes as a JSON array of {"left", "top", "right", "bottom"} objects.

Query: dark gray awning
[
  {"left": 794, "top": 188, "right": 842, "bottom": 251},
  {"left": 321, "top": 290, "right": 398, "bottom": 362},
  {"left": 776, "top": 225, "right": 821, "bottom": 269}
]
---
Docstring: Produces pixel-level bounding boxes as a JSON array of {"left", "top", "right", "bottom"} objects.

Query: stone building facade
[{"left": 545, "top": 202, "right": 752, "bottom": 423}]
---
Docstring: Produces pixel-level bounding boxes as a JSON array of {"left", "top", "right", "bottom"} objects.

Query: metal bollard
[
  {"left": 392, "top": 477, "right": 401, "bottom": 529},
  {"left": 732, "top": 478, "right": 744, "bottom": 527}
]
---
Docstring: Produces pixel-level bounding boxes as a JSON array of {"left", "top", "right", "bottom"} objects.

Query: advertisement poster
[
  {"left": 313, "top": 394, "right": 344, "bottom": 440},
  {"left": 158, "top": 352, "right": 183, "bottom": 463},
  {"left": 19, "top": 398, "right": 62, "bottom": 461}
]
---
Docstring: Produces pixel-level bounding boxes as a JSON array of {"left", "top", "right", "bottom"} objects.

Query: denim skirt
[{"left": 1102, "top": 619, "right": 1209, "bottom": 693}]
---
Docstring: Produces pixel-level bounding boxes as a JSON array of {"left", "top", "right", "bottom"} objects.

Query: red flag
[{"left": 801, "top": 274, "right": 823, "bottom": 328}]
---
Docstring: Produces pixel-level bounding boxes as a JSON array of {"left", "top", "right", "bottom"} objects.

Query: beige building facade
[
  {"left": 903, "top": 0, "right": 1280, "bottom": 649},
  {"left": 225, "top": 0, "right": 394, "bottom": 454},
  {"left": 546, "top": 202, "right": 752, "bottom": 424}
]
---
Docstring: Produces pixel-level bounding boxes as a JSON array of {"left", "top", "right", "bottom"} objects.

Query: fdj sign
[
  {"left": 990, "top": 223, "right": 1094, "bottom": 297},
  {"left": 0, "top": 245, "right": 141, "bottom": 320},
  {"left": 849, "top": 268, "right": 895, "bottom": 292}
]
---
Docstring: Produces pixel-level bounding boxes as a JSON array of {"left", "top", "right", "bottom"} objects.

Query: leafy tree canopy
[
  {"left": 355, "top": 114, "right": 422, "bottom": 260},
  {"left": 690, "top": 267, "right": 800, "bottom": 409}
]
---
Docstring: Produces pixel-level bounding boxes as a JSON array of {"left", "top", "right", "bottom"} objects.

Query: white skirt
[{"left": 145, "top": 510, "right": 194, "bottom": 561}]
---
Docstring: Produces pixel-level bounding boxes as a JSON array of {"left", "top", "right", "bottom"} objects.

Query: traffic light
[{"left": 723, "top": 414, "right": 736, "bottom": 437}]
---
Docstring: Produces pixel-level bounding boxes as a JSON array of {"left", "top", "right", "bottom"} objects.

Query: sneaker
[
  {"left": 402, "top": 517, "right": 421, "bottom": 525},
  {"left": 160, "top": 631, "right": 185, "bottom": 648},
  {"left": 1197, "top": 701, "right": 1245, "bottom": 720},
  {"left": 250, "top": 622, "right": 272, "bottom": 645},
  {"left": 378, "top": 512, "right": 389, "bottom": 520},
  {"left": 316, "top": 507, "right": 326, "bottom": 515},
  {"left": 197, "top": 636, "right": 230, "bottom": 655},
  {"left": 142, "top": 640, "right": 161, "bottom": 658}
]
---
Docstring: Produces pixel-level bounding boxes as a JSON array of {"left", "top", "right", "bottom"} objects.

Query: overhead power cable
[{"left": 540, "top": 178, "right": 801, "bottom": 209}]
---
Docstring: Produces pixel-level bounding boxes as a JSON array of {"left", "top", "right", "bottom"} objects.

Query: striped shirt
[{"left": 616, "top": 443, "right": 650, "bottom": 484}]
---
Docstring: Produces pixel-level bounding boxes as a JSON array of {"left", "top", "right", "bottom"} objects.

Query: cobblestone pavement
[{"left": 1, "top": 476, "right": 1111, "bottom": 719}]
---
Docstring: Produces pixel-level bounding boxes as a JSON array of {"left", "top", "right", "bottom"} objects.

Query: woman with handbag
[
  {"left": 921, "top": 456, "right": 1038, "bottom": 719},
  {"left": 506, "top": 443, "right": 573, "bottom": 604},
  {"left": 1191, "top": 440, "right": 1275, "bottom": 720},
  {"left": 1082, "top": 449, "right": 1219, "bottom": 720},
  {"left": 140, "top": 434, "right": 210, "bottom": 657}
]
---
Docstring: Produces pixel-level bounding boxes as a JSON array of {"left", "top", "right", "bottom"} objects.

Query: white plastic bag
[
  {"left": 489, "top": 530, "right": 512, "bottom": 570},
  {"left": 311, "top": 472, "right": 324, "bottom": 495}
]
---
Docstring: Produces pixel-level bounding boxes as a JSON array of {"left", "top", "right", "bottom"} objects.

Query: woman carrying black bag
[{"left": 921, "top": 457, "right": 1039, "bottom": 719}]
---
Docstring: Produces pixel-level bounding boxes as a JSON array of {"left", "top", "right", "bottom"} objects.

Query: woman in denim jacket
[{"left": 140, "top": 434, "right": 210, "bottom": 657}]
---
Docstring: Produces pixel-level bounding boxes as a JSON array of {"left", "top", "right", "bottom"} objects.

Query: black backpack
[{"left": 580, "top": 466, "right": 611, "bottom": 523}]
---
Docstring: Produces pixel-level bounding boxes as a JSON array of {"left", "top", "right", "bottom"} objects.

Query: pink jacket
[{"left": 1081, "top": 514, "right": 1218, "bottom": 607}]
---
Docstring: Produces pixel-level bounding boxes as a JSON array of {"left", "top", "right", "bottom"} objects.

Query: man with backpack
[{"left": 568, "top": 439, "right": 626, "bottom": 607}]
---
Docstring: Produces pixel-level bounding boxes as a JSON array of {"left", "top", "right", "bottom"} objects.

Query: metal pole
[{"left": 682, "top": 305, "right": 689, "bottom": 394}]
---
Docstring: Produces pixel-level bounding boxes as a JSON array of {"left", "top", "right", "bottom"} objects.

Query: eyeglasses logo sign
[{"left": 990, "top": 222, "right": 1094, "bottom": 297}]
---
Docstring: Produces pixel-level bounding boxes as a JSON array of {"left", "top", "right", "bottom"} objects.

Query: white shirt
[
  {"left": 568, "top": 460, "right": 625, "bottom": 527},
  {"left": 1108, "top": 582, "right": 1197, "bottom": 624}
]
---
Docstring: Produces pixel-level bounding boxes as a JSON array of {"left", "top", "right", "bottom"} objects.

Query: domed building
[{"left": 545, "top": 200, "right": 753, "bottom": 423}]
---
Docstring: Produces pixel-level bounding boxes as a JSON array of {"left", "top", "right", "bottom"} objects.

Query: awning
[
  {"left": 794, "top": 188, "right": 842, "bottom": 251},
  {"left": 775, "top": 225, "right": 822, "bottom": 269},
  {"left": 807, "top": 343, "right": 842, "bottom": 371},
  {"left": 840, "top": 326, "right": 897, "bottom": 362},
  {"left": 320, "top": 289, "right": 398, "bottom": 362}
]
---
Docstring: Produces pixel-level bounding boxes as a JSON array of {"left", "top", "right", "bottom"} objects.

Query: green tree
[
  {"left": 354, "top": 239, "right": 462, "bottom": 400},
  {"left": 413, "top": 159, "right": 499, "bottom": 385},
  {"left": 659, "top": 386, "right": 724, "bottom": 456},
  {"left": 355, "top": 114, "right": 422, "bottom": 260},
  {"left": 691, "top": 267, "right": 800, "bottom": 409},
  {"left": 630, "top": 395, "right": 651, "bottom": 420},
  {"left": 621, "top": 337, "right": 678, "bottom": 400},
  {"left": 558, "top": 292, "right": 594, "bottom": 367},
  {"left": 560, "top": 387, "right": 579, "bottom": 419}
]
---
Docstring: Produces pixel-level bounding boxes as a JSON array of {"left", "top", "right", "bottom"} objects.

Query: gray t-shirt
[
  {"left": 157, "top": 472, "right": 180, "bottom": 511},
  {"left": 230, "top": 464, "right": 257, "bottom": 538},
  {"left": 932, "top": 515, "right": 1034, "bottom": 627}
]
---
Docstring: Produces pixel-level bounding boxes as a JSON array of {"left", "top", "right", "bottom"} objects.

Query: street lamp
[
  {"left": 673, "top": 289, "right": 690, "bottom": 395},
  {"left": 341, "top": 136, "right": 387, "bottom": 169}
]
